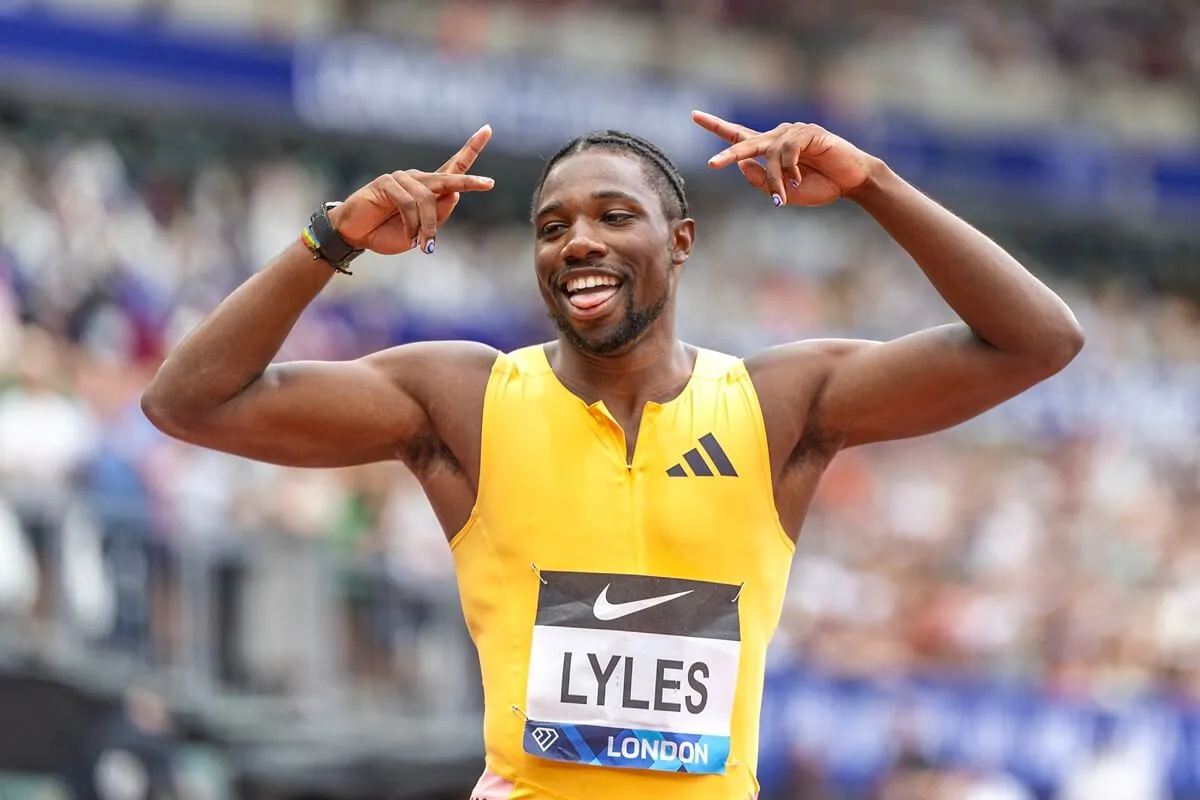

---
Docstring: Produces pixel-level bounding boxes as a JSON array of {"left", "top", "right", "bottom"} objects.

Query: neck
[{"left": 548, "top": 327, "right": 694, "bottom": 419}]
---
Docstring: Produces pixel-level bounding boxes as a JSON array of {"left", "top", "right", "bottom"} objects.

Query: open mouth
[{"left": 560, "top": 272, "right": 624, "bottom": 318}]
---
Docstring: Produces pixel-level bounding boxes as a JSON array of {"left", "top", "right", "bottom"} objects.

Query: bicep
[
  {"left": 168, "top": 341, "right": 494, "bottom": 468},
  {"left": 813, "top": 324, "right": 1053, "bottom": 448},
  {"left": 197, "top": 359, "right": 420, "bottom": 467}
]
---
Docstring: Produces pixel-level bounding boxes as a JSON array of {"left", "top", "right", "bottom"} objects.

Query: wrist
[
  {"left": 303, "top": 202, "right": 363, "bottom": 275},
  {"left": 326, "top": 202, "right": 358, "bottom": 248},
  {"left": 844, "top": 157, "right": 895, "bottom": 205}
]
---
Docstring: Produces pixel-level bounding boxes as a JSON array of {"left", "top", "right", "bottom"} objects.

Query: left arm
[{"left": 697, "top": 112, "right": 1084, "bottom": 450}]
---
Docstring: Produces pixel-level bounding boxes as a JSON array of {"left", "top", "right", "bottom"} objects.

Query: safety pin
[
  {"left": 530, "top": 563, "right": 547, "bottom": 585},
  {"left": 732, "top": 582, "right": 744, "bottom": 603}
]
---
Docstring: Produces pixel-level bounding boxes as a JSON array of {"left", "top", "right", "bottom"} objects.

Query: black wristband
[{"left": 305, "top": 202, "right": 363, "bottom": 275}]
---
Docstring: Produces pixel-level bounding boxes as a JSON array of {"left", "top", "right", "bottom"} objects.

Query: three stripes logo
[{"left": 666, "top": 433, "right": 738, "bottom": 478}]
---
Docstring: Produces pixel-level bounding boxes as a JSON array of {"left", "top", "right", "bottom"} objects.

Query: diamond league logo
[{"left": 531, "top": 726, "right": 560, "bottom": 752}]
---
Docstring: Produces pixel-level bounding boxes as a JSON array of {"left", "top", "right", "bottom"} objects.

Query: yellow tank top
[{"left": 451, "top": 344, "right": 795, "bottom": 800}]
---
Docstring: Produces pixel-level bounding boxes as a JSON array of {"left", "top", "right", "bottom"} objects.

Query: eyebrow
[{"left": 534, "top": 190, "right": 643, "bottom": 219}]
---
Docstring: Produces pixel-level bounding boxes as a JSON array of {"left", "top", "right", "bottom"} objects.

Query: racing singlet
[{"left": 450, "top": 344, "right": 795, "bottom": 800}]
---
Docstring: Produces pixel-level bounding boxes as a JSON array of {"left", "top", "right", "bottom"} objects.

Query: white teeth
[{"left": 566, "top": 275, "right": 619, "bottom": 293}]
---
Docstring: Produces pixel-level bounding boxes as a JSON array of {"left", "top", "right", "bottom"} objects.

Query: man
[
  {"left": 65, "top": 687, "right": 180, "bottom": 800},
  {"left": 142, "top": 113, "right": 1083, "bottom": 800}
]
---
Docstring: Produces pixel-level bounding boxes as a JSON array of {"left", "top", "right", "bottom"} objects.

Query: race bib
[{"left": 522, "top": 572, "right": 741, "bottom": 775}]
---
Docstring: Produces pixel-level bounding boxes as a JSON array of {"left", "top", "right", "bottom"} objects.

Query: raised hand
[
  {"left": 330, "top": 125, "right": 495, "bottom": 255},
  {"left": 692, "top": 110, "right": 880, "bottom": 208}
]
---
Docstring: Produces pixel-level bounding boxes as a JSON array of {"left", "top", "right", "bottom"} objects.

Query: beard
[{"left": 550, "top": 283, "right": 670, "bottom": 357}]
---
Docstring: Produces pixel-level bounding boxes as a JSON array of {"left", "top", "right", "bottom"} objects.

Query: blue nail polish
[
  {"left": 772, "top": 193, "right": 783, "bottom": 207},
  {"left": 425, "top": 239, "right": 436, "bottom": 255}
]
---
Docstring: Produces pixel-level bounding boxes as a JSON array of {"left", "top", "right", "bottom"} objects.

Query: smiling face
[{"left": 532, "top": 149, "right": 694, "bottom": 357}]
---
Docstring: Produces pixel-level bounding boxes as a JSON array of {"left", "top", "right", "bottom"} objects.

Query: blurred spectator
[
  {"left": 1056, "top": 723, "right": 1167, "bottom": 800},
  {"left": 64, "top": 687, "right": 180, "bottom": 800}
]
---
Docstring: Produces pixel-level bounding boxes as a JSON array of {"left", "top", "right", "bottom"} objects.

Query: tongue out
[{"left": 568, "top": 285, "right": 620, "bottom": 310}]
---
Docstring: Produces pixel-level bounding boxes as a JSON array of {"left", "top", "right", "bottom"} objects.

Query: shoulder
[
  {"left": 742, "top": 339, "right": 875, "bottom": 462},
  {"left": 683, "top": 341, "right": 845, "bottom": 398},
  {"left": 362, "top": 339, "right": 501, "bottom": 409},
  {"left": 743, "top": 338, "right": 873, "bottom": 396},
  {"left": 365, "top": 339, "right": 501, "bottom": 378}
]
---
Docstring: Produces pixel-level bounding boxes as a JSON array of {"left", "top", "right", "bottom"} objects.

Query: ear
[{"left": 670, "top": 218, "right": 695, "bottom": 266}]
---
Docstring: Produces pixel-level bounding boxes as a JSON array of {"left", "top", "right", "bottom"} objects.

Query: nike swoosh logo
[{"left": 592, "top": 584, "right": 694, "bottom": 621}]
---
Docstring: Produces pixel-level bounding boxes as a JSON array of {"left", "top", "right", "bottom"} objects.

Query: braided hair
[{"left": 532, "top": 130, "right": 689, "bottom": 221}]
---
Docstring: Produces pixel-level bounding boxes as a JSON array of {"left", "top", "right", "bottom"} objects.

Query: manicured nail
[
  {"left": 772, "top": 193, "right": 783, "bottom": 207},
  {"left": 425, "top": 239, "right": 436, "bottom": 255},
  {"left": 790, "top": 180, "right": 800, "bottom": 188}
]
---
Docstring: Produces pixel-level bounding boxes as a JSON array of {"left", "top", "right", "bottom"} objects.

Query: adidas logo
[{"left": 666, "top": 433, "right": 738, "bottom": 478}]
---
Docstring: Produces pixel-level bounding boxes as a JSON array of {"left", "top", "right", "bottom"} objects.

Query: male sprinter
[{"left": 142, "top": 114, "right": 1083, "bottom": 800}]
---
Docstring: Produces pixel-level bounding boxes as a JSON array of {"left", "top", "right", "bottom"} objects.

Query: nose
[{"left": 560, "top": 221, "right": 609, "bottom": 265}]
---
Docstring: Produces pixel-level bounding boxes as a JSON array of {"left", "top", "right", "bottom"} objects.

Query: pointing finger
[
  {"left": 421, "top": 173, "right": 497, "bottom": 194},
  {"left": 691, "top": 110, "right": 760, "bottom": 145},
  {"left": 438, "top": 124, "right": 493, "bottom": 174},
  {"left": 707, "top": 135, "right": 773, "bottom": 169}
]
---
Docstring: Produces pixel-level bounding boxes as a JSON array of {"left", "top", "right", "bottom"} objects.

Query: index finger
[
  {"left": 438, "top": 124, "right": 493, "bottom": 174},
  {"left": 691, "top": 110, "right": 760, "bottom": 145},
  {"left": 706, "top": 135, "right": 774, "bottom": 169},
  {"left": 421, "top": 173, "right": 496, "bottom": 194}
]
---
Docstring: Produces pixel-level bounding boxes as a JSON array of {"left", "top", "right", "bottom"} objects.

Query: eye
[
  {"left": 538, "top": 221, "right": 567, "bottom": 237},
  {"left": 603, "top": 211, "right": 634, "bottom": 225}
]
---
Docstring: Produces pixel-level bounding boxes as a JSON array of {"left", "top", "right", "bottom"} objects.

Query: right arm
[
  {"left": 141, "top": 128, "right": 497, "bottom": 468},
  {"left": 141, "top": 240, "right": 495, "bottom": 467}
]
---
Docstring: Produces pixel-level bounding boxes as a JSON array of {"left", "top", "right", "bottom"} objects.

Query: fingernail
[
  {"left": 476, "top": 176, "right": 494, "bottom": 184},
  {"left": 790, "top": 180, "right": 800, "bottom": 188},
  {"left": 425, "top": 239, "right": 436, "bottom": 255},
  {"left": 411, "top": 237, "right": 419, "bottom": 249},
  {"left": 772, "top": 193, "right": 783, "bottom": 207}
]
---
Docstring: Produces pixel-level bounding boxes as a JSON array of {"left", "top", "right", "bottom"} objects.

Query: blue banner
[
  {"left": 0, "top": 8, "right": 728, "bottom": 165},
  {"left": 0, "top": 7, "right": 1197, "bottom": 218},
  {"left": 728, "top": 99, "right": 1200, "bottom": 224},
  {"left": 758, "top": 663, "right": 1200, "bottom": 797},
  {"left": 291, "top": 36, "right": 726, "bottom": 164},
  {"left": 523, "top": 720, "right": 730, "bottom": 774}
]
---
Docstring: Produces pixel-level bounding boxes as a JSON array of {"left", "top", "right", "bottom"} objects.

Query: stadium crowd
[
  {"left": 19, "top": 0, "right": 1197, "bottom": 143},
  {"left": 0, "top": 2, "right": 1196, "bottom": 799},
  {"left": 2, "top": 122, "right": 1198, "bottom": 704},
  {"left": 341, "top": 0, "right": 1200, "bottom": 143}
]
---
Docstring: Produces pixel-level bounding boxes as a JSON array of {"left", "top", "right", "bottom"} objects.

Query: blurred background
[{"left": 1, "top": 0, "right": 1199, "bottom": 798}]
